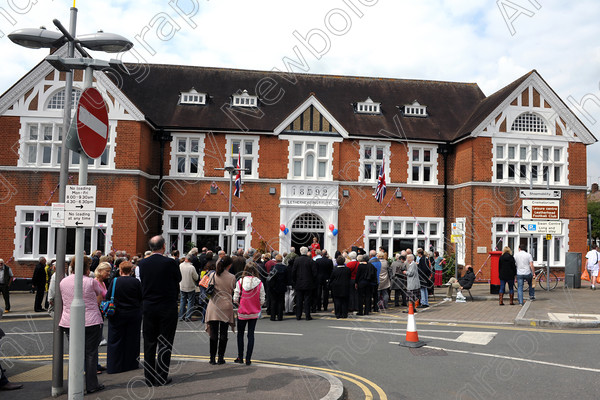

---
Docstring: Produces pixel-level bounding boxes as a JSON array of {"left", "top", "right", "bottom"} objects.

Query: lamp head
[{"left": 8, "top": 27, "right": 64, "bottom": 49}]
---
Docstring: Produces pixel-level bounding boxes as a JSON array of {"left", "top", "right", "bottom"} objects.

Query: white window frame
[
  {"left": 170, "top": 134, "right": 205, "bottom": 177},
  {"left": 13, "top": 206, "right": 113, "bottom": 261},
  {"left": 18, "top": 117, "right": 116, "bottom": 169},
  {"left": 179, "top": 89, "right": 206, "bottom": 105},
  {"left": 510, "top": 112, "right": 548, "bottom": 134},
  {"left": 232, "top": 90, "right": 258, "bottom": 108},
  {"left": 163, "top": 211, "right": 252, "bottom": 255},
  {"left": 225, "top": 135, "right": 259, "bottom": 179},
  {"left": 46, "top": 88, "right": 82, "bottom": 110},
  {"left": 359, "top": 141, "right": 391, "bottom": 183},
  {"left": 407, "top": 144, "right": 438, "bottom": 185},
  {"left": 364, "top": 216, "right": 444, "bottom": 255},
  {"left": 492, "top": 138, "right": 567, "bottom": 185},
  {"left": 403, "top": 101, "right": 427, "bottom": 117},
  {"left": 356, "top": 97, "right": 381, "bottom": 114},
  {"left": 492, "top": 218, "right": 569, "bottom": 267},
  {"left": 287, "top": 139, "right": 334, "bottom": 181}
]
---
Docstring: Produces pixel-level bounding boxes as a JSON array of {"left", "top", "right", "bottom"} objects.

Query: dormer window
[
  {"left": 403, "top": 100, "right": 427, "bottom": 117},
  {"left": 179, "top": 89, "right": 206, "bottom": 105},
  {"left": 232, "top": 90, "right": 258, "bottom": 107},
  {"left": 356, "top": 97, "right": 381, "bottom": 114}
]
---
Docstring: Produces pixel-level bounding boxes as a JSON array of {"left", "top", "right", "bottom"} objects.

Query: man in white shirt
[
  {"left": 585, "top": 244, "right": 599, "bottom": 290},
  {"left": 514, "top": 244, "right": 536, "bottom": 305}
]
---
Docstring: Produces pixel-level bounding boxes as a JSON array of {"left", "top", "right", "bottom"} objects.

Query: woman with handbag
[
  {"left": 105, "top": 261, "right": 143, "bottom": 374},
  {"left": 205, "top": 256, "right": 236, "bottom": 365},
  {"left": 233, "top": 262, "right": 265, "bottom": 365}
]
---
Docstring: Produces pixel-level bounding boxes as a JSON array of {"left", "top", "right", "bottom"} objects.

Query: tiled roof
[{"left": 111, "top": 65, "right": 487, "bottom": 142}]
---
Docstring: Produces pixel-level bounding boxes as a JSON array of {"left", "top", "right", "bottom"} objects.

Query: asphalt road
[{"left": 1, "top": 313, "right": 600, "bottom": 399}]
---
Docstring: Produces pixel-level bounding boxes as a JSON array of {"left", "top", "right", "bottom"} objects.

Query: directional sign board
[
  {"left": 65, "top": 185, "right": 96, "bottom": 227},
  {"left": 519, "top": 189, "right": 561, "bottom": 199},
  {"left": 519, "top": 220, "right": 562, "bottom": 235},
  {"left": 522, "top": 199, "right": 560, "bottom": 220}
]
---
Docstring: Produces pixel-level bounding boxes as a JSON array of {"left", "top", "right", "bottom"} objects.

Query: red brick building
[{"left": 0, "top": 48, "right": 595, "bottom": 278}]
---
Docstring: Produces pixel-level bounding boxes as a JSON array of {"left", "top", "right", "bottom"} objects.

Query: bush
[{"left": 442, "top": 252, "right": 456, "bottom": 283}]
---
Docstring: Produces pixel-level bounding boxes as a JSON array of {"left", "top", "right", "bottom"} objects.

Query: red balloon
[
  {"left": 280, "top": 224, "right": 286, "bottom": 231},
  {"left": 329, "top": 224, "right": 335, "bottom": 231}
]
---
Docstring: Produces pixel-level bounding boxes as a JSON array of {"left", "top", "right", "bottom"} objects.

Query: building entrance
[{"left": 291, "top": 213, "right": 325, "bottom": 252}]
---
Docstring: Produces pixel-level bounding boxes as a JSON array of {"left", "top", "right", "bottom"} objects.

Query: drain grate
[{"left": 409, "top": 347, "right": 448, "bottom": 356}]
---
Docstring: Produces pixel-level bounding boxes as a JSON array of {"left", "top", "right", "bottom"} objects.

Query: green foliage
[
  {"left": 184, "top": 241, "right": 196, "bottom": 254},
  {"left": 587, "top": 202, "right": 600, "bottom": 240},
  {"left": 442, "top": 252, "right": 456, "bottom": 283}
]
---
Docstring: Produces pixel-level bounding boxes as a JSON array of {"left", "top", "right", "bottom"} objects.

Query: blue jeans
[
  {"left": 419, "top": 287, "right": 429, "bottom": 306},
  {"left": 517, "top": 274, "right": 535, "bottom": 305},
  {"left": 179, "top": 290, "right": 195, "bottom": 319},
  {"left": 499, "top": 279, "right": 514, "bottom": 294}
]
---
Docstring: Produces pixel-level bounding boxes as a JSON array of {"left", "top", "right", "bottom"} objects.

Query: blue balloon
[
  {"left": 284, "top": 228, "right": 289, "bottom": 235},
  {"left": 332, "top": 228, "right": 338, "bottom": 236}
]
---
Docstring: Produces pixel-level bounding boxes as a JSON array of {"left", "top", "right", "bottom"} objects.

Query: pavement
[{"left": 1, "top": 279, "right": 599, "bottom": 398}]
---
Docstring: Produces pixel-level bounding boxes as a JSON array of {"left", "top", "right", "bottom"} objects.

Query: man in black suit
[
  {"left": 314, "top": 250, "right": 333, "bottom": 312},
  {"left": 32, "top": 257, "right": 47, "bottom": 312},
  {"left": 291, "top": 246, "right": 317, "bottom": 320},
  {"left": 138, "top": 236, "right": 182, "bottom": 387}
]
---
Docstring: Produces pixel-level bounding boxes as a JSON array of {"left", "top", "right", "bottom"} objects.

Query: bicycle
[{"left": 521, "top": 266, "right": 559, "bottom": 291}]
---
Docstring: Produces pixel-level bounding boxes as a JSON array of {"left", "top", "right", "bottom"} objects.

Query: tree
[{"left": 587, "top": 201, "right": 600, "bottom": 240}]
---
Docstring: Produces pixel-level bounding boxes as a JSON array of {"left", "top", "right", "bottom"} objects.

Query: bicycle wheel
[{"left": 538, "top": 271, "right": 559, "bottom": 290}]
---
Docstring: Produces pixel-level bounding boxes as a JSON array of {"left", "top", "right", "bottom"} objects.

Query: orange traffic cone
[{"left": 399, "top": 302, "right": 426, "bottom": 348}]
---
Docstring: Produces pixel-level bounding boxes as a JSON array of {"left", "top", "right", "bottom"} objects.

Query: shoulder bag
[
  {"left": 205, "top": 272, "right": 216, "bottom": 298},
  {"left": 100, "top": 278, "right": 117, "bottom": 318}
]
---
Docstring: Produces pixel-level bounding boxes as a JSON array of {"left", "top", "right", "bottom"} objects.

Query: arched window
[
  {"left": 47, "top": 88, "right": 82, "bottom": 110},
  {"left": 292, "top": 213, "right": 324, "bottom": 231},
  {"left": 511, "top": 112, "right": 548, "bottom": 133}
]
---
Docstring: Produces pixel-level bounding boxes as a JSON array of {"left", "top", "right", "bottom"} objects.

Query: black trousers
[
  {"left": 142, "top": 307, "right": 178, "bottom": 386},
  {"left": 295, "top": 289, "right": 312, "bottom": 319},
  {"left": 357, "top": 286, "right": 371, "bottom": 315},
  {"left": 372, "top": 286, "right": 380, "bottom": 311},
  {"left": 333, "top": 296, "right": 348, "bottom": 318},
  {"left": 107, "top": 309, "right": 142, "bottom": 374},
  {"left": 34, "top": 284, "right": 45, "bottom": 311},
  {"left": 0, "top": 285, "right": 9, "bottom": 311},
  {"left": 63, "top": 324, "right": 102, "bottom": 391},
  {"left": 269, "top": 291, "right": 285, "bottom": 320},
  {"left": 316, "top": 281, "right": 329, "bottom": 311}
]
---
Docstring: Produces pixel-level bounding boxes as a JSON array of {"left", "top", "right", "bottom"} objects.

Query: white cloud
[{"left": 1, "top": 0, "right": 599, "bottom": 183}]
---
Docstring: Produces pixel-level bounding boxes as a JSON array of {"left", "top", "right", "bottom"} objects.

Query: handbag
[
  {"left": 205, "top": 272, "right": 215, "bottom": 298},
  {"left": 100, "top": 278, "right": 117, "bottom": 318},
  {"left": 199, "top": 273, "right": 211, "bottom": 288},
  {"left": 581, "top": 268, "right": 590, "bottom": 282}
]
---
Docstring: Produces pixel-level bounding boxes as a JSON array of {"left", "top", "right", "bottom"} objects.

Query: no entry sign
[{"left": 75, "top": 87, "right": 109, "bottom": 159}]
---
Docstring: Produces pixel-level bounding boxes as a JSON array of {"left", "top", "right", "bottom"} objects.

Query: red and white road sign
[{"left": 76, "top": 87, "right": 109, "bottom": 159}]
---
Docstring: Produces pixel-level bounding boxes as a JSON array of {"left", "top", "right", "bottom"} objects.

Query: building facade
[{"left": 0, "top": 47, "right": 594, "bottom": 278}]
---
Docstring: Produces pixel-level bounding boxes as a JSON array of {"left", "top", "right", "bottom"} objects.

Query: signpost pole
[
  {"left": 67, "top": 66, "right": 93, "bottom": 399},
  {"left": 546, "top": 236, "right": 551, "bottom": 292}
]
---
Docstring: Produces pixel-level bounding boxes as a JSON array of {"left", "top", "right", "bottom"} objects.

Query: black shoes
[
  {"left": 234, "top": 357, "right": 244, "bottom": 364},
  {"left": 87, "top": 384, "right": 105, "bottom": 394}
]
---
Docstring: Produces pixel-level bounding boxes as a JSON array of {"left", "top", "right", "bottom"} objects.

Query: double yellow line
[{"left": 4, "top": 353, "right": 387, "bottom": 399}]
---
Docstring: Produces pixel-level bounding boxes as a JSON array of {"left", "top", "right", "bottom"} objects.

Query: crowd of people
[{"left": 1, "top": 238, "right": 454, "bottom": 393}]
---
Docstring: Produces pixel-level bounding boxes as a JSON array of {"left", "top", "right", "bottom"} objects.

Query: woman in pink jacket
[{"left": 233, "top": 262, "right": 265, "bottom": 365}]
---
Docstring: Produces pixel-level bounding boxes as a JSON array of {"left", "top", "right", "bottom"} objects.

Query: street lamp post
[
  {"left": 214, "top": 164, "right": 249, "bottom": 254},
  {"left": 9, "top": 6, "right": 132, "bottom": 399}
]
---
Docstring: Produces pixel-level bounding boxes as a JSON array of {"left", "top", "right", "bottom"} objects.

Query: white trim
[
  {"left": 286, "top": 138, "right": 336, "bottom": 181},
  {"left": 363, "top": 216, "right": 444, "bottom": 255},
  {"left": 169, "top": 133, "right": 206, "bottom": 177},
  {"left": 407, "top": 144, "right": 439, "bottom": 185},
  {"left": 471, "top": 72, "right": 595, "bottom": 145},
  {"left": 163, "top": 210, "right": 252, "bottom": 254},
  {"left": 13, "top": 205, "right": 113, "bottom": 261},
  {"left": 224, "top": 135, "right": 260, "bottom": 178},
  {"left": 358, "top": 141, "right": 391, "bottom": 183},
  {"left": 273, "top": 95, "right": 349, "bottom": 138}
]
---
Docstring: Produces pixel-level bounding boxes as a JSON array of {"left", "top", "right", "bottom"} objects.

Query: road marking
[
  {"left": 425, "top": 345, "right": 600, "bottom": 374},
  {"left": 330, "top": 326, "right": 497, "bottom": 345},
  {"left": 547, "top": 312, "right": 600, "bottom": 322}
]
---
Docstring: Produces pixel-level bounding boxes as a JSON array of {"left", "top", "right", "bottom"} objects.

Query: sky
[{"left": 1, "top": 0, "right": 600, "bottom": 185}]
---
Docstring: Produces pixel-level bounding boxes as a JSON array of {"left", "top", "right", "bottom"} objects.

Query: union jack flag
[
  {"left": 233, "top": 152, "right": 242, "bottom": 198},
  {"left": 374, "top": 158, "right": 386, "bottom": 203}
]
